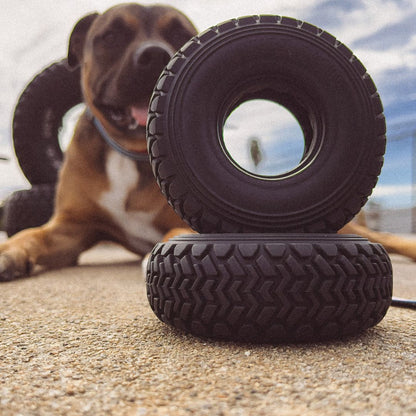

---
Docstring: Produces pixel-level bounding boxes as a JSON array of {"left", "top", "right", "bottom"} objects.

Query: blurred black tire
[
  {"left": 12, "top": 59, "right": 82, "bottom": 185},
  {"left": 3, "top": 184, "right": 56, "bottom": 237}
]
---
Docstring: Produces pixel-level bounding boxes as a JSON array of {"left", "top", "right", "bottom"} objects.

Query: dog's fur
[
  {"left": 1, "top": 3, "right": 416, "bottom": 281},
  {"left": 0, "top": 3, "right": 195, "bottom": 280}
]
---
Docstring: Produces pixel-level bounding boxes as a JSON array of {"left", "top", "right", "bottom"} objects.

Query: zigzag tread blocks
[{"left": 146, "top": 234, "right": 392, "bottom": 342}]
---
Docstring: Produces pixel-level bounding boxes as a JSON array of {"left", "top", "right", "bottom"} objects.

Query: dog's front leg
[
  {"left": 339, "top": 221, "right": 416, "bottom": 261},
  {"left": 0, "top": 217, "right": 98, "bottom": 281}
]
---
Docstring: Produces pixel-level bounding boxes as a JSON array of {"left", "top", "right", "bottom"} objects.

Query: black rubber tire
[
  {"left": 3, "top": 184, "right": 56, "bottom": 237},
  {"left": 147, "top": 16, "right": 386, "bottom": 234},
  {"left": 12, "top": 59, "right": 82, "bottom": 185},
  {"left": 146, "top": 234, "right": 392, "bottom": 343}
]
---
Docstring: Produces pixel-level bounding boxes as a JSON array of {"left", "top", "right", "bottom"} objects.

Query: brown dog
[
  {"left": 1, "top": 4, "right": 416, "bottom": 281},
  {"left": 0, "top": 3, "right": 196, "bottom": 280}
]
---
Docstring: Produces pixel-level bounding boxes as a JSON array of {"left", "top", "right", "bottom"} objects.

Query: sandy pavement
[{"left": 0, "top": 242, "right": 415, "bottom": 415}]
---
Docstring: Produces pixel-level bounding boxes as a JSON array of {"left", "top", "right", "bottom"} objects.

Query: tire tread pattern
[{"left": 146, "top": 236, "right": 392, "bottom": 342}]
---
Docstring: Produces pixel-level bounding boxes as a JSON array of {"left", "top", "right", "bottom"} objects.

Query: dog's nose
[{"left": 134, "top": 42, "right": 173, "bottom": 73}]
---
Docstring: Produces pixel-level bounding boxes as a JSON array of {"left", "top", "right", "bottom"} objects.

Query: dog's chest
[{"left": 98, "top": 151, "right": 163, "bottom": 246}]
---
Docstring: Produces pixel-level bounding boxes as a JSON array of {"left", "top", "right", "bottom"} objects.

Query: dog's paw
[
  {"left": 0, "top": 253, "right": 16, "bottom": 282},
  {"left": 0, "top": 249, "right": 32, "bottom": 282},
  {"left": 162, "top": 227, "right": 195, "bottom": 242},
  {"left": 141, "top": 253, "right": 151, "bottom": 278}
]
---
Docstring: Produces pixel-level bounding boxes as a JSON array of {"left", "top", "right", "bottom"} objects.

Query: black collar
[{"left": 86, "top": 108, "right": 149, "bottom": 162}]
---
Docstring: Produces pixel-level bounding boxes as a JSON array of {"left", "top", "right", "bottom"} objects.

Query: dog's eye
[
  {"left": 102, "top": 31, "right": 118, "bottom": 46},
  {"left": 162, "top": 18, "right": 195, "bottom": 51},
  {"left": 100, "top": 18, "right": 134, "bottom": 49}
]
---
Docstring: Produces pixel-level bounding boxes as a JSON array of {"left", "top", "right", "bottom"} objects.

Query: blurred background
[{"left": 0, "top": 0, "right": 415, "bottom": 233}]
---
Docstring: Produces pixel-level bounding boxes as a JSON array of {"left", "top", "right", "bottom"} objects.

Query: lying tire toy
[
  {"left": 146, "top": 234, "right": 392, "bottom": 342},
  {"left": 147, "top": 16, "right": 386, "bottom": 234},
  {"left": 3, "top": 184, "right": 56, "bottom": 237},
  {"left": 13, "top": 59, "right": 82, "bottom": 185}
]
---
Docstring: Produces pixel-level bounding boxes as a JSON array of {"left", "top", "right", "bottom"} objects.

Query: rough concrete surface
[{"left": 0, "top": 241, "right": 415, "bottom": 416}]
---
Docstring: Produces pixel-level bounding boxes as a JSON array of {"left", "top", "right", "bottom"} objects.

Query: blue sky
[{"left": 0, "top": 0, "right": 415, "bottom": 208}]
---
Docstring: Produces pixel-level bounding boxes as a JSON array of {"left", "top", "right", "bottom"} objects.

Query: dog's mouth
[{"left": 97, "top": 103, "right": 149, "bottom": 133}]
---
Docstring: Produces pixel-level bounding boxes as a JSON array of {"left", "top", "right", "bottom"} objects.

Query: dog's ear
[{"left": 67, "top": 13, "right": 99, "bottom": 69}]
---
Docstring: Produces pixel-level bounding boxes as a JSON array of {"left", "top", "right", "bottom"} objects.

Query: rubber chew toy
[{"left": 146, "top": 16, "right": 392, "bottom": 342}]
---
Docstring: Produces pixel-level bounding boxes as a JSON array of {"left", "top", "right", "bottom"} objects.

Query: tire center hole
[
  {"left": 222, "top": 99, "right": 305, "bottom": 178},
  {"left": 58, "top": 103, "right": 86, "bottom": 151}
]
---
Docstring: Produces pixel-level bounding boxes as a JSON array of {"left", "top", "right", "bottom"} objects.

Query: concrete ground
[{"left": 0, "top": 240, "right": 415, "bottom": 416}]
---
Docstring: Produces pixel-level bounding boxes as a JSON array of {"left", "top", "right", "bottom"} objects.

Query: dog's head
[{"left": 68, "top": 3, "right": 197, "bottom": 141}]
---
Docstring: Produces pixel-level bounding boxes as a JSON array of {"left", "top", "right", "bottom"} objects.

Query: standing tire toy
[
  {"left": 12, "top": 59, "right": 82, "bottom": 185},
  {"left": 146, "top": 234, "right": 392, "bottom": 342},
  {"left": 147, "top": 16, "right": 386, "bottom": 234},
  {"left": 3, "top": 184, "right": 56, "bottom": 237}
]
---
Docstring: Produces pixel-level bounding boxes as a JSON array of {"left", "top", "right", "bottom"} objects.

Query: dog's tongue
[{"left": 130, "top": 106, "right": 148, "bottom": 127}]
